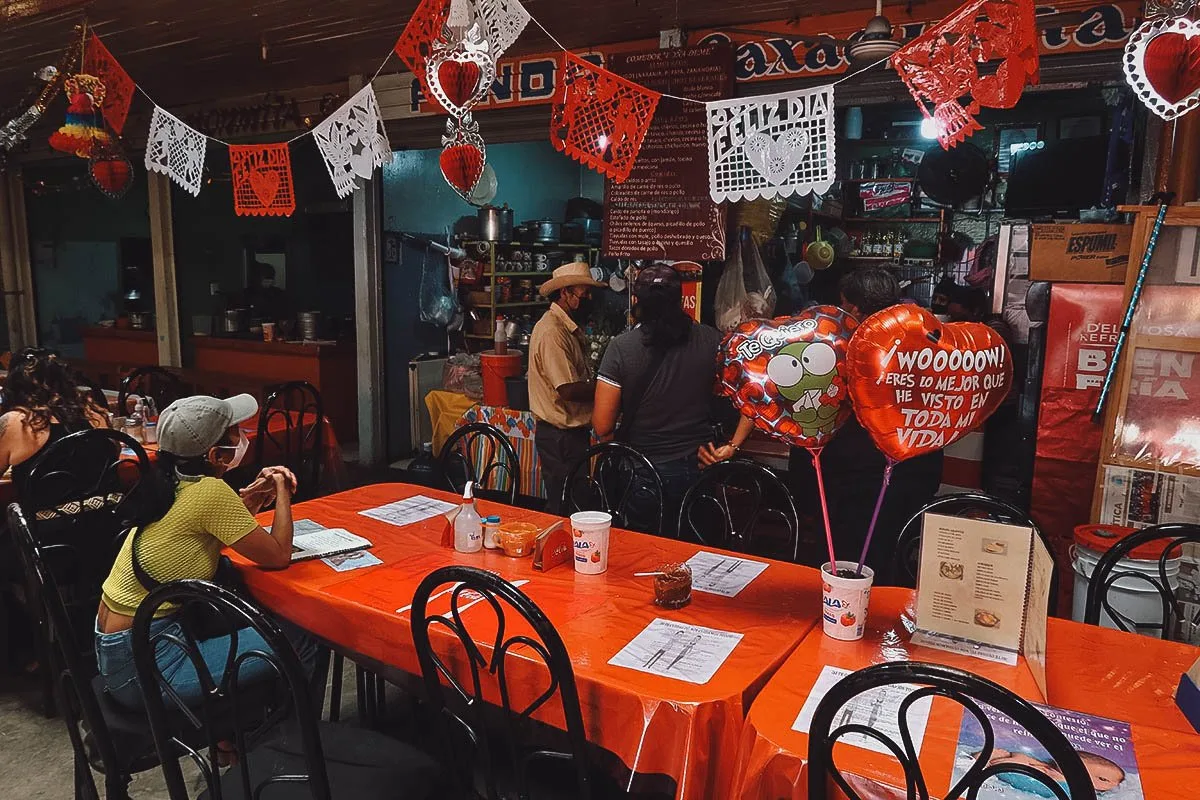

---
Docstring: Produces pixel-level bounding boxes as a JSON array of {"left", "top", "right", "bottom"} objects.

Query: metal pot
[
  {"left": 298, "top": 311, "right": 321, "bottom": 341},
  {"left": 478, "top": 204, "right": 513, "bottom": 242},
  {"left": 524, "top": 219, "right": 561, "bottom": 244},
  {"left": 222, "top": 308, "right": 248, "bottom": 334},
  {"left": 128, "top": 311, "right": 153, "bottom": 330}
]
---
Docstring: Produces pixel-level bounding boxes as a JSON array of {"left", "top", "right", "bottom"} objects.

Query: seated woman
[
  {"left": 592, "top": 264, "right": 724, "bottom": 533},
  {"left": 95, "top": 393, "right": 317, "bottom": 708},
  {"left": 0, "top": 347, "right": 110, "bottom": 488}
]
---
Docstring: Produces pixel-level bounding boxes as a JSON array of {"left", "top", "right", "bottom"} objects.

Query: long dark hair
[
  {"left": 2, "top": 348, "right": 100, "bottom": 432},
  {"left": 138, "top": 449, "right": 223, "bottom": 526},
  {"left": 634, "top": 284, "right": 692, "bottom": 350}
]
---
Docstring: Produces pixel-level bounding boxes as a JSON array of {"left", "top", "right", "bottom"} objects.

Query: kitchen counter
[{"left": 81, "top": 326, "right": 159, "bottom": 373}]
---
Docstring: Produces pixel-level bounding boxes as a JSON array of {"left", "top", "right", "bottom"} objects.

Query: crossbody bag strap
[
  {"left": 615, "top": 344, "right": 670, "bottom": 443},
  {"left": 129, "top": 524, "right": 164, "bottom": 592}
]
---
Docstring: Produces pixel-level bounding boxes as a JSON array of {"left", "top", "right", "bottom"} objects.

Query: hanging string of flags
[{"left": 4, "top": 0, "right": 1052, "bottom": 215}]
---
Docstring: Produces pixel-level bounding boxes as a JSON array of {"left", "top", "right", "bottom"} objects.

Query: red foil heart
[
  {"left": 438, "top": 60, "right": 483, "bottom": 109},
  {"left": 718, "top": 306, "right": 857, "bottom": 450},
  {"left": 1144, "top": 31, "right": 1200, "bottom": 104},
  {"left": 846, "top": 305, "right": 1012, "bottom": 462},
  {"left": 440, "top": 143, "right": 484, "bottom": 195}
]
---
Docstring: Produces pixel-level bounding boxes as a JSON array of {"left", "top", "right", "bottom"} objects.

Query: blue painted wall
[{"left": 381, "top": 140, "right": 602, "bottom": 233}]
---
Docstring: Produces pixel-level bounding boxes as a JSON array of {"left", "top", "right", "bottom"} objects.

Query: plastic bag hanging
[
  {"left": 715, "top": 239, "right": 750, "bottom": 332},
  {"left": 743, "top": 237, "right": 777, "bottom": 320},
  {"left": 418, "top": 245, "right": 458, "bottom": 328}
]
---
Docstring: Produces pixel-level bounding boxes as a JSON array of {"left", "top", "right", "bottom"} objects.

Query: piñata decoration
[
  {"left": 426, "top": 25, "right": 496, "bottom": 118},
  {"left": 48, "top": 74, "right": 111, "bottom": 159},
  {"left": 82, "top": 33, "right": 134, "bottom": 134},
  {"left": 312, "top": 84, "right": 393, "bottom": 199},
  {"left": 1125, "top": 16, "right": 1200, "bottom": 120},
  {"left": 144, "top": 106, "right": 207, "bottom": 196},
  {"left": 706, "top": 86, "right": 836, "bottom": 202},
  {"left": 550, "top": 52, "right": 661, "bottom": 183},
  {"left": 891, "top": 0, "right": 1039, "bottom": 149},
  {"left": 229, "top": 143, "right": 296, "bottom": 217},
  {"left": 440, "top": 115, "right": 487, "bottom": 199},
  {"left": 476, "top": 0, "right": 530, "bottom": 60},
  {"left": 89, "top": 136, "right": 134, "bottom": 199},
  {"left": 394, "top": 0, "right": 453, "bottom": 95}
]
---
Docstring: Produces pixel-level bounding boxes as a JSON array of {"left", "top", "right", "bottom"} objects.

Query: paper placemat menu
[
  {"left": 792, "top": 665, "right": 933, "bottom": 756},
  {"left": 686, "top": 551, "right": 769, "bottom": 597},
  {"left": 608, "top": 618, "right": 743, "bottom": 685},
  {"left": 267, "top": 518, "right": 326, "bottom": 534},
  {"left": 358, "top": 495, "right": 456, "bottom": 527}
]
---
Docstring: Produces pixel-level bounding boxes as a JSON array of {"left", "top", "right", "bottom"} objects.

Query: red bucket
[{"left": 480, "top": 350, "right": 522, "bottom": 407}]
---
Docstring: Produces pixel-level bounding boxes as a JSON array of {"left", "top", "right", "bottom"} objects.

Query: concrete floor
[{"left": 0, "top": 659, "right": 367, "bottom": 799}]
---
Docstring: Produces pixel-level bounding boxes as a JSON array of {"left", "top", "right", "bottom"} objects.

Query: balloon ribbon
[
  {"left": 809, "top": 447, "right": 838, "bottom": 571},
  {"left": 855, "top": 457, "right": 897, "bottom": 577}
]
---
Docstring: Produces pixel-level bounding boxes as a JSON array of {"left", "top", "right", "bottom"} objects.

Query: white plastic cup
[
  {"left": 821, "top": 561, "right": 874, "bottom": 641},
  {"left": 571, "top": 511, "right": 611, "bottom": 574}
]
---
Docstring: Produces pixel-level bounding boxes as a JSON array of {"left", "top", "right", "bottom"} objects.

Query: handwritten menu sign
[
  {"left": 603, "top": 45, "right": 732, "bottom": 261},
  {"left": 911, "top": 513, "right": 1052, "bottom": 684}
]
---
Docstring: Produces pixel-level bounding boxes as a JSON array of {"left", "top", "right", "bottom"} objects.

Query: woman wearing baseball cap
[{"left": 95, "top": 393, "right": 317, "bottom": 709}]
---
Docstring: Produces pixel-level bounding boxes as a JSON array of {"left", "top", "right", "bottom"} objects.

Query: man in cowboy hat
[{"left": 529, "top": 262, "right": 605, "bottom": 513}]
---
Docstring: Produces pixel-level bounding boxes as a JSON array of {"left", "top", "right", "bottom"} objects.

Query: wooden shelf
[
  {"left": 463, "top": 241, "right": 601, "bottom": 249},
  {"left": 483, "top": 271, "right": 553, "bottom": 278},
  {"left": 842, "top": 138, "right": 924, "bottom": 146},
  {"left": 842, "top": 217, "right": 942, "bottom": 224},
  {"left": 846, "top": 255, "right": 936, "bottom": 265},
  {"left": 842, "top": 177, "right": 917, "bottom": 184},
  {"left": 496, "top": 300, "right": 548, "bottom": 308},
  {"left": 464, "top": 333, "right": 492, "bottom": 340}
]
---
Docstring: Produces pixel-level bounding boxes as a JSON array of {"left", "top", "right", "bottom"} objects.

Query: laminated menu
[
  {"left": 290, "top": 528, "right": 372, "bottom": 562},
  {"left": 952, "top": 703, "right": 1144, "bottom": 800},
  {"left": 911, "top": 513, "right": 1054, "bottom": 691}
]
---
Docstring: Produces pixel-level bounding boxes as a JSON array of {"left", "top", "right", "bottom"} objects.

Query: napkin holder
[
  {"left": 533, "top": 521, "right": 571, "bottom": 572},
  {"left": 440, "top": 506, "right": 461, "bottom": 549},
  {"left": 1177, "top": 656, "right": 1200, "bottom": 733}
]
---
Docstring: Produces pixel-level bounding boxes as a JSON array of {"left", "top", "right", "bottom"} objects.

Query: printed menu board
[
  {"left": 912, "top": 513, "right": 1053, "bottom": 686},
  {"left": 603, "top": 45, "right": 732, "bottom": 262}
]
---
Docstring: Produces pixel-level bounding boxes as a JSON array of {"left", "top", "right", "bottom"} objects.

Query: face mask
[
  {"left": 570, "top": 293, "right": 594, "bottom": 321},
  {"left": 217, "top": 429, "right": 250, "bottom": 470}
]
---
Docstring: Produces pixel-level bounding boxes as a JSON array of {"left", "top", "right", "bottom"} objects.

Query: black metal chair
[
  {"left": 677, "top": 460, "right": 801, "bottom": 561},
  {"left": 1082, "top": 523, "right": 1200, "bottom": 640},
  {"left": 8, "top": 503, "right": 160, "bottom": 800},
  {"left": 561, "top": 442, "right": 664, "bottom": 535},
  {"left": 438, "top": 422, "right": 521, "bottom": 504},
  {"left": 257, "top": 381, "right": 325, "bottom": 500},
  {"left": 117, "top": 365, "right": 184, "bottom": 417},
  {"left": 892, "top": 493, "right": 1057, "bottom": 611},
  {"left": 808, "top": 662, "right": 1097, "bottom": 800},
  {"left": 412, "top": 566, "right": 618, "bottom": 800},
  {"left": 131, "top": 579, "right": 441, "bottom": 800}
]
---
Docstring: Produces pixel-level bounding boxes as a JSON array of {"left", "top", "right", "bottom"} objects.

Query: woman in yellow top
[{"left": 95, "top": 393, "right": 316, "bottom": 708}]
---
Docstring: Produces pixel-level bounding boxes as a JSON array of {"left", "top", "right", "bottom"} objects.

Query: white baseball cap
[{"left": 157, "top": 394, "right": 259, "bottom": 458}]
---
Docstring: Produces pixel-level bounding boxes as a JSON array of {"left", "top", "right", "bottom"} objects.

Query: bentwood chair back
[
  {"left": 257, "top": 380, "right": 325, "bottom": 499},
  {"left": 562, "top": 441, "right": 664, "bottom": 535},
  {"left": 438, "top": 422, "right": 521, "bottom": 504},
  {"left": 808, "top": 662, "right": 1097, "bottom": 800},
  {"left": 8, "top": 504, "right": 161, "bottom": 800},
  {"left": 677, "top": 459, "right": 801, "bottom": 561},
  {"left": 1082, "top": 522, "right": 1200, "bottom": 641},
  {"left": 131, "top": 579, "right": 440, "bottom": 800},
  {"left": 117, "top": 365, "right": 184, "bottom": 417},
  {"left": 893, "top": 492, "right": 1057, "bottom": 612},
  {"left": 410, "top": 566, "right": 597, "bottom": 800}
]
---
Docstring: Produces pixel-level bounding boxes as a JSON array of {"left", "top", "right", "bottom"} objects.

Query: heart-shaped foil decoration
[
  {"left": 440, "top": 116, "right": 487, "bottom": 198},
  {"left": 425, "top": 25, "right": 495, "bottom": 119},
  {"left": 1124, "top": 16, "right": 1200, "bottom": 120}
]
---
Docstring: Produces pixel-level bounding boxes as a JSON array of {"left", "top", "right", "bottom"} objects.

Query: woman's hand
[
  {"left": 698, "top": 442, "right": 737, "bottom": 468},
  {"left": 239, "top": 477, "right": 276, "bottom": 514},
  {"left": 257, "top": 466, "right": 297, "bottom": 495}
]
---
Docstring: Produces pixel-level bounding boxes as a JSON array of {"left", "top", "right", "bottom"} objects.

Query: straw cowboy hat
[{"left": 538, "top": 262, "right": 606, "bottom": 297}]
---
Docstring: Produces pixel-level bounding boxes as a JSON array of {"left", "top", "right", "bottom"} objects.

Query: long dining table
[
  {"left": 728, "top": 587, "right": 1200, "bottom": 800},
  {"left": 236, "top": 482, "right": 827, "bottom": 799}
]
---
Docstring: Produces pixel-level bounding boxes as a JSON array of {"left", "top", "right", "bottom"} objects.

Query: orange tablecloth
[
  {"left": 729, "top": 587, "right": 1200, "bottom": 800},
  {"left": 236, "top": 483, "right": 825, "bottom": 799}
]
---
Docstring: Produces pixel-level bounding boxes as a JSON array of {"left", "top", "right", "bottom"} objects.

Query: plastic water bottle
[{"left": 454, "top": 481, "right": 483, "bottom": 553}]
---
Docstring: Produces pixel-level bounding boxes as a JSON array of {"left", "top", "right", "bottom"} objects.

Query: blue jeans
[{"left": 95, "top": 615, "right": 319, "bottom": 709}]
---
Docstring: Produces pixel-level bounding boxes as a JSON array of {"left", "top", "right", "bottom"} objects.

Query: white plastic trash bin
[{"left": 1071, "top": 524, "right": 1180, "bottom": 636}]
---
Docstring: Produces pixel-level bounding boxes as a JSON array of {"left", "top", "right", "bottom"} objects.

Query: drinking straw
[
  {"left": 855, "top": 457, "right": 897, "bottom": 577},
  {"left": 1093, "top": 192, "right": 1172, "bottom": 422},
  {"left": 809, "top": 447, "right": 838, "bottom": 572}
]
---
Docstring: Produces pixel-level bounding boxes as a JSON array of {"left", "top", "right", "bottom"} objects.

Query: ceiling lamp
[{"left": 845, "top": 0, "right": 902, "bottom": 65}]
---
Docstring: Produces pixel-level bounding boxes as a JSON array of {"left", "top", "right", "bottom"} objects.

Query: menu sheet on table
[
  {"left": 792, "top": 665, "right": 933, "bottom": 756},
  {"left": 358, "top": 495, "right": 456, "bottom": 527},
  {"left": 685, "top": 551, "right": 769, "bottom": 597},
  {"left": 608, "top": 618, "right": 743, "bottom": 685},
  {"left": 322, "top": 550, "right": 383, "bottom": 572},
  {"left": 266, "top": 518, "right": 326, "bottom": 534}
]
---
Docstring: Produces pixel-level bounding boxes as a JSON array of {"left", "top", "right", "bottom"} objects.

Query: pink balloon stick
[
  {"left": 855, "top": 457, "right": 897, "bottom": 577},
  {"left": 809, "top": 447, "right": 838, "bottom": 572}
]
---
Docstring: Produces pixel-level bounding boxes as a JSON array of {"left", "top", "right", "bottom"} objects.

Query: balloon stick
[
  {"left": 810, "top": 447, "right": 838, "bottom": 572},
  {"left": 855, "top": 457, "right": 896, "bottom": 577}
]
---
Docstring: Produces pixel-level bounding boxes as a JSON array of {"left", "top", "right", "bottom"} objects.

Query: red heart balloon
[
  {"left": 439, "top": 143, "right": 484, "bottom": 196},
  {"left": 1144, "top": 31, "right": 1200, "bottom": 104},
  {"left": 719, "top": 305, "right": 857, "bottom": 449},
  {"left": 438, "top": 59, "right": 483, "bottom": 109},
  {"left": 846, "top": 305, "right": 1012, "bottom": 462}
]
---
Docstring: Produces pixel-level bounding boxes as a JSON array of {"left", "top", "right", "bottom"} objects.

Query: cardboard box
[{"left": 1029, "top": 223, "right": 1132, "bottom": 283}]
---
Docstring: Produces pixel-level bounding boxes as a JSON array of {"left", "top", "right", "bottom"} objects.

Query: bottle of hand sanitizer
[{"left": 454, "top": 481, "right": 483, "bottom": 553}]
